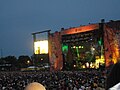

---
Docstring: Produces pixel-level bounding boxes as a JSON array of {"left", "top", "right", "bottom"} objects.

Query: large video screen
[{"left": 34, "top": 40, "right": 48, "bottom": 54}]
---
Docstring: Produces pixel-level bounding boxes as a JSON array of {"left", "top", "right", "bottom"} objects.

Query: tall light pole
[{"left": 0, "top": 49, "right": 3, "bottom": 58}]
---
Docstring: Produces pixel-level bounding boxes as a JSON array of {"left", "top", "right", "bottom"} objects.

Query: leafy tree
[
  {"left": 0, "top": 56, "right": 17, "bottom": 71},
  {"left": 17, "top": 55, "right": 32, "bottom": 68},
  {"left": 5, "top": 56, "right": 17, "bottom": 64}
]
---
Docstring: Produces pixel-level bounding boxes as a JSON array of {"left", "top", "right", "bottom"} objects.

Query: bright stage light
[{"left": 34, "top": 40, "right": 48, "bottom": 54}]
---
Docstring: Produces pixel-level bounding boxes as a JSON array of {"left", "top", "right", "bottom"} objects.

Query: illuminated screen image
[{"left": 34, "top": 40, "right": 48, "bottom": 54}]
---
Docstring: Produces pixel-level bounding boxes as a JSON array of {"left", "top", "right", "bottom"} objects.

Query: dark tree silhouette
[
  {"left": 17, "top": 55, "right": 32, "bottom": 68},
  {"left": 0, "top": 56, "right": 17, "bottom": 71}
]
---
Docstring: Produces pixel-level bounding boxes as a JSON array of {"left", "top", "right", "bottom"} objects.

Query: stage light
[
  {"left": 62, "top": 44, "right": 68, "bottom": 52},
  {"left": 98, "top": 37, "right": 103, "bottom": 45}
]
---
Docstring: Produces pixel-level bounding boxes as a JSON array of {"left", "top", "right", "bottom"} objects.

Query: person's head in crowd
[
  {"left": 106, "top": 61, "right": 120, "bottom": 90},
  {"left": 24, "top": 82, "right": 46, "bottom": 90}
]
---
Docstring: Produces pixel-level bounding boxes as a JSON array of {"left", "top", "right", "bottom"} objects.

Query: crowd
[{"left": 0, "top": 70, "right": 106, "bottom": 90}]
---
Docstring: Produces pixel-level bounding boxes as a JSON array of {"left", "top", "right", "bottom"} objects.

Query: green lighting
[
  {"left": 98, "top": 37, "right": 103, "bottom": 45},
  {"left": 76, "top": 47, "right": 80, "bottom": 58},
  {"left": 62, "top": 44, "right": 68, "bottom": 52}
]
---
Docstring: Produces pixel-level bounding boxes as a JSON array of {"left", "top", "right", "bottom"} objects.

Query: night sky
[{"left": 0, "top": 0, "right": 120, "bottom": 58}]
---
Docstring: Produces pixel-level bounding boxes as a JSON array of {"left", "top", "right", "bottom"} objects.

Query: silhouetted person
[
  {"left": 24, "top": 82, "right": 46, "bottom": 90},
  {"left": 106, "top": 61, "right": 120, "bottom": 90}
]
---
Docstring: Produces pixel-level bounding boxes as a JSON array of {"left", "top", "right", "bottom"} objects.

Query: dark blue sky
[{"left": 0, "top": 0, "right": 120, "bottom": 57}]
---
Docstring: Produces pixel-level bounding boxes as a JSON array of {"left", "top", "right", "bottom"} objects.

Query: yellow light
[
  {"left": 79, "top": 46, "right": 81, "bottom": 48},
  {"left": 34, "top": 40, "right": 48, "bottom": 54},
  {"left": 73, "top": 46, "right": 76, "bottom": 48},
  {"left": 27, "top": 60, "right": 30, "bottom": 64},
  {"left": 41, "top": 58, "right": 43, "bottom": 60},
  {"left": 74, "top": 64, "right": 76, "bottom": 67},
  {"left": 86, "top": 62, "right": 89, "bottom": 68}
]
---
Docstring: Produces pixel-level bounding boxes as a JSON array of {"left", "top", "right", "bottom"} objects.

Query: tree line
[{"left": 0, "top": 55, "right": 33, "bottom": 71}]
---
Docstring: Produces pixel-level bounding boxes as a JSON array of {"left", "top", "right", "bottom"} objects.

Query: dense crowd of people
[{"left": 0, "top": 70, "right": 106, "bottom": 90}]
